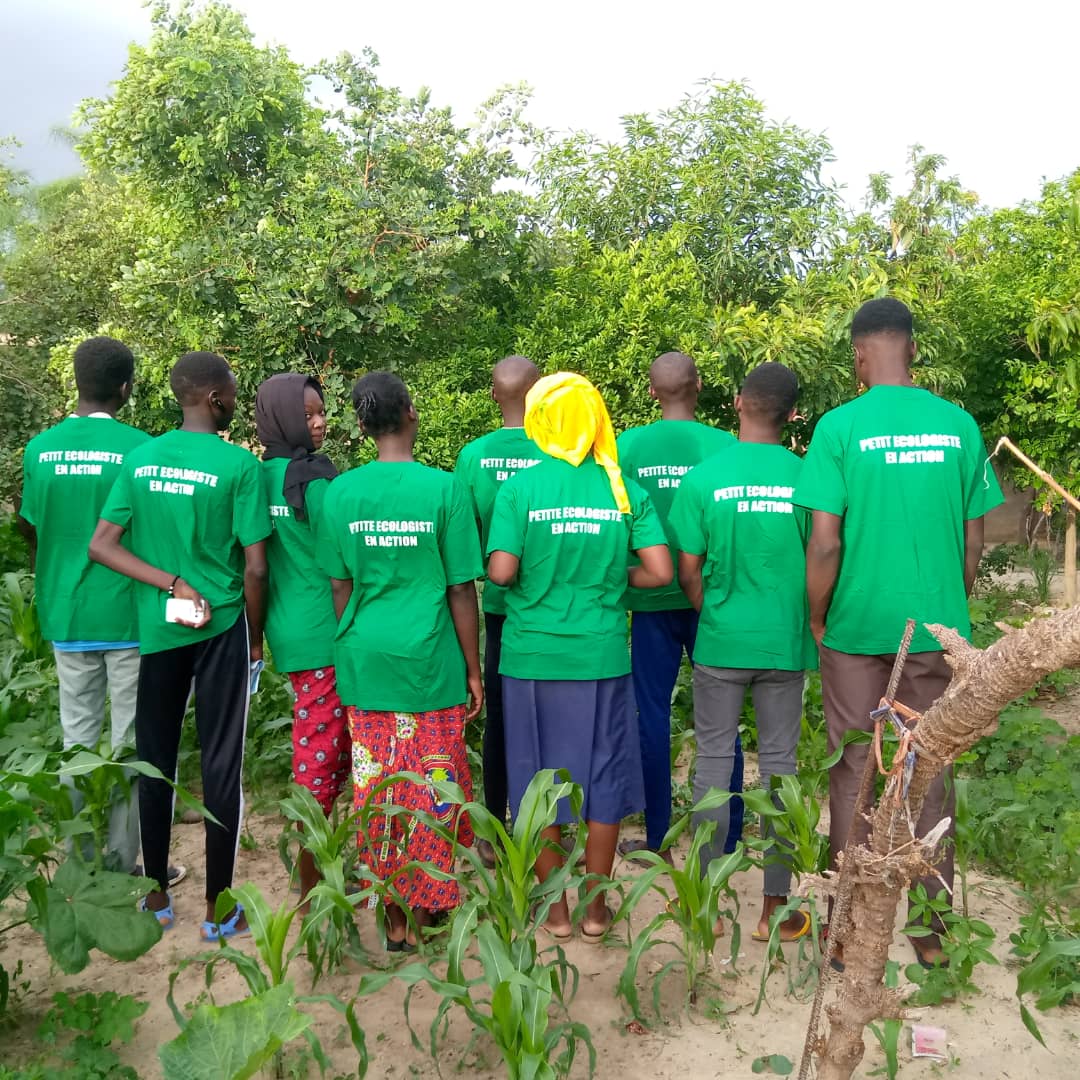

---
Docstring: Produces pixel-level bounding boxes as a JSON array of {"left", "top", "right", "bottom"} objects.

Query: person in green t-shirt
[
  {"left": 795, "top": 298, "right": 1004, "bottom": 968},
  {"left": 487, "top": 372, "right": 672, "bottom": 943},
  {"left": 18, "top": 337, "right": 151, "bottom": 877},
  {"left": 90, "top": 352, "right": 271, "bottom": 941},
  {"left": 615, "top": 351, "right": 744, "bottom": 865},
  {"left": 454, "top": 355, "right": 542, "bottom": 866},
  {"left": 670, "top": 362, "right": 815, "bottom": 943},
  {"left": 318, "top": 371, "right": 483, "bottom": 951},
  {"left": 255, "top": 372, "right": 343, "bottom": 907}
]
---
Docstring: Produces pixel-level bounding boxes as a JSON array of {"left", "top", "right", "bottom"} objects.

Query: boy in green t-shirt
[
  {"left": 454, "top": 355, "right": 542, "bottom": 864},
  {"left": 795, "top": 298, "right": 1004, "bottom": 967},
  {"left": 670, "top": 361, "right": 815, "bottom": 943},
  {"left": 18, "top": 337, "right": 148, "bottom": 875},
  {"left": 90, "top": 352, "right": 271, "bottom": 940},
  {"left": 616, "top": 351, "right": 744, "bottom": 864}
]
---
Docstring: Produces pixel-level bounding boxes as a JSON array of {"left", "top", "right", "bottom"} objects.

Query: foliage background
[{"left": 1, "top": 0, "right": 1078, "bottom": 506}]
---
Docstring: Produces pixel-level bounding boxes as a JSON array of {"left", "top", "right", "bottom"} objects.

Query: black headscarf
[{"left": 255, "top": 373, "right": 338, "bottom": 520}]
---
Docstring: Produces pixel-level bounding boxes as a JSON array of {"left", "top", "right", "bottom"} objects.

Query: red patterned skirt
[
  {"left": 348, "top": 704, "right": 473, "bottom": 911},
  {"left": 289, "top": 668, "right": 350, "bottom": 812}
]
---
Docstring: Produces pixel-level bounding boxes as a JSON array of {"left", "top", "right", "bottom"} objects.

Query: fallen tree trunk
[{"left": 815, "top": 604, "right": 1080, "bottom": 1080}]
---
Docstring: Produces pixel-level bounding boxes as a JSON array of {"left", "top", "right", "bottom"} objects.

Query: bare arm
[
  {"left": 963, "top": 516, "right": 985, "bottom": 597},
  {"left": 447, "top": 580, "right": 483, "bottom": 722},
  {"left": 806, "top": 510, "right": 843, "bottom": 645},
  {"left": 678, "top": 551, "right": 705, "bottom": 612},
  {"left": 88, "top": 518, "right": 209, "bottom": 626},
  {"left": 15, "top": 515, "right": 36, "bottom": 571},
  {"left": 330, "top": 577, "right": 353, "bottom": 621},
  {"left": 243, "top": 541, "right": 269, "bottom": 662},
  {"left": 487, "top": 549, "right": 520, "bottom": 587},
  {"left": 628, "top": 543, "right": 673, "bottom": 590}
]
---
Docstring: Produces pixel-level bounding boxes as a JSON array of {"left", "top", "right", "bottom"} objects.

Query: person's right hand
[
  {"left": 173, "top": 578, "right": 212, "bottom": 628},
  {"left": 810, "top": 619, "right": 826, "bottom": 646}
]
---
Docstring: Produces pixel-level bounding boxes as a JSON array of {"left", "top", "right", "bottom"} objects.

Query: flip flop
[
  {"left": 580, "top": 905, "right": 616, "bottom": 945},
  {"left": 532, "top": 904, "right": 573, "bottom": 942},
  {"left": 752, "top": 907, "right": 813, "bottom": 943},
  {"left": 914, "top": 949, "right": 951, "bottom": 971},
  {"left": 200, "top": 903, "right": 251, "bottom": 942},
  {"left": 140, "top": 892, "right": 175, "bottom": 931}
]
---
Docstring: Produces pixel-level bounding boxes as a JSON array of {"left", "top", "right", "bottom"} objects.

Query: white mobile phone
[{"left": 165, "top": 597, "right": 201, "bottom": 624}]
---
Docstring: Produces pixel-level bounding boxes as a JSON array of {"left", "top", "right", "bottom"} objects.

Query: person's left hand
[
  {"left": 250, "top": 639, "right": 263, "bottom": 663},
  {"left": 465, "top": 670, "right": 484, "bottom": 722}
]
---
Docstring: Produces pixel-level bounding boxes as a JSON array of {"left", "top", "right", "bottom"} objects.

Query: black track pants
[
  {"left": 482, "top": 612, "right": 509, "bottom": 823},
  {"left": 135, "top": 614, "right": 249, "bottom": 902}
]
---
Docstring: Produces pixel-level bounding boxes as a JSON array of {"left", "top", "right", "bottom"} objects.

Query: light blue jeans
[{"left": 54, "top": 647, "right": 141, "bottom": 872}]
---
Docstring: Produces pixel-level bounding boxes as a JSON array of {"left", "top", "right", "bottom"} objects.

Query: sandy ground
[{"left": 3, "top": 793, "right": 1079, "bottom": 1080}]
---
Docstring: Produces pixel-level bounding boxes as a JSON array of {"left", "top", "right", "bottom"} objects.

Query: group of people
[{"left": 19, "top": 296, "right": 1002, "bottom": 962}]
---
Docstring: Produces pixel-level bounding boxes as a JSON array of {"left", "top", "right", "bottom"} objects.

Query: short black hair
[
  {"left": 73, "top": 337, "right": 135, "bottom": 402},
  {"left": 851, "top": 297, "right": 913, "bottom": 342},
  {"left": 740, "top": 362, "right": 798, "bottom": 424},
  {"left": 352, "top": 371, "right": 412, "bottom": 437},
  {"left": 169, "top": 351, "right": 233, "bottom": 405}
]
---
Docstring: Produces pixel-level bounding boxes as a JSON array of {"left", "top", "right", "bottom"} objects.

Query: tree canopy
[{"left": 1, "top": 0, "right": 1078, "bottom": 508}]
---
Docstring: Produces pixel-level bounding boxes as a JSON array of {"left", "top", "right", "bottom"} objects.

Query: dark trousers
[
  {"left": 820, "top": 644, "right": 955, "bottom": 932},
  {"left": 630, "top": 609, "right": 744, "bottom": 852},
  {"left": 483, "top": 612, "right": 509, "bottom": 823},
  {"left": 135, "top": 614, "right": 250, "bottom": 902}
]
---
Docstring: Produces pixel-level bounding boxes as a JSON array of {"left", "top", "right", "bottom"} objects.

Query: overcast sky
[{"left": 3, "top": 0, "right": 1078, "bottom": 210}]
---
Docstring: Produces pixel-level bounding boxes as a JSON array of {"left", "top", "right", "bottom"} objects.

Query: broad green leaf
[
  {"left": 38, "top": 858, "right": 160, "bottom": 974},
  {"left": 159, "top": 982, "right": 310, "bottom": 1080}
]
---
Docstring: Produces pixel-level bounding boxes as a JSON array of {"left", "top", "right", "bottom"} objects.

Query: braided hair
[{"left": 352, "top": 371, "right": 412, "bottom": 436}]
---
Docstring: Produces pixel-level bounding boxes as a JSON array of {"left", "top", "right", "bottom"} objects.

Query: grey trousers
[
  {"left": 693, "top": 664, "right": 804, "bottom": 896},
  {"left": 54, "top": 647, "right": 141, "bottom": 873}
]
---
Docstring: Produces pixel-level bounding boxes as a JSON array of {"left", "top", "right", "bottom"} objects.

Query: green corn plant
[
  {"left": 277, "top": 784, "right": 377, "bottom": 982},
  {"left": 356, "top": 769, "right": 595, "bottom": 1079},
  {"left": 164, "top": 881, "right": 367, "bottom": 1079},
  {"left": 0, "top": 571, "right": 48, "bottom": 661},
  {"left": 740, "top": 772, "right": 830, "bottom": 879},
  {"left": 614, "top": 789, "right": 751, "bottom": 1021},
  {"left": 1014, "top": 934, "right": 1080, "bottom": 1045},
  {"left": 867, "top": 960, "right": 902, "bottom": 1079}
]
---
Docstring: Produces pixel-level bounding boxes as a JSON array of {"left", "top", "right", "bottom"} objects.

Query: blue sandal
[
  {"left": 140, "top": 892, "right": 175, "bottom": 931},
  {"left": 200, "top": 902, "right": 251, "bottom": 942}
]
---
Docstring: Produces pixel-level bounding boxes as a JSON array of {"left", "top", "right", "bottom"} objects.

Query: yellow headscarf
[{"left": 524, "top": 372, "right": 631, "bottom": 514}]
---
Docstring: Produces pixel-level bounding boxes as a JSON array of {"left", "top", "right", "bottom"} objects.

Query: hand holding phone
[{"left": 165, "top": 596, "right": 211, "bottom": 628}]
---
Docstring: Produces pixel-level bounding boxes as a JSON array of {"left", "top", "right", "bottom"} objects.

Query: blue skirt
[{"left": 502, "top": 675, "right": 645, "bottom": 825}]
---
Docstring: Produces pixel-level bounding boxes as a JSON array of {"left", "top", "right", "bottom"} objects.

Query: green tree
[{"left": 533, "top": 82, "right": 843, "bottom": 307}]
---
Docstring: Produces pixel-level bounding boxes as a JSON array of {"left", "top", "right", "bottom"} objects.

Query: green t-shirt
[
  {"left": 487, "top": 456, "right": 667, "bottom": 681},
  {"left": 794, "top": 385, "right": 1004, "bottom": 655},
  {"left": 20, "top": 416, "right": 150, "bottom": 643},
  {"left": 261, "top": 459, "right": 337, "bottom": 673},
  {"left": 100, "top": 430, "right": 272, "bottom": 656},
  {"left": 454, "top": 428, "right": 545, "bottom": 616},
  {"left": 617, "top": 419, "right": 735, "bottom": 611},
  {"left": 669, "top": 442, "right": 816, "bottom": 671},
  {"left": 316, "top": 461, "right": 482, "bottom": 713}
]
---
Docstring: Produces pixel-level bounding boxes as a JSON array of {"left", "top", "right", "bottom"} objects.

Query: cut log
[{"left": 815, "top": 604, "right": 1080, "bottom": 1080}]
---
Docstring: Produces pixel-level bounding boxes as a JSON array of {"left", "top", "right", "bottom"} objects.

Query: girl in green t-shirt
[
  {"left": 255, "top": 374, "right": 343, "bottom": 908},
  {"left": 318, "top": 372, "right": 483, "bottom": 951},
  {"left": 487, "top": 373, "right": 672, "bottom": 943}
]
